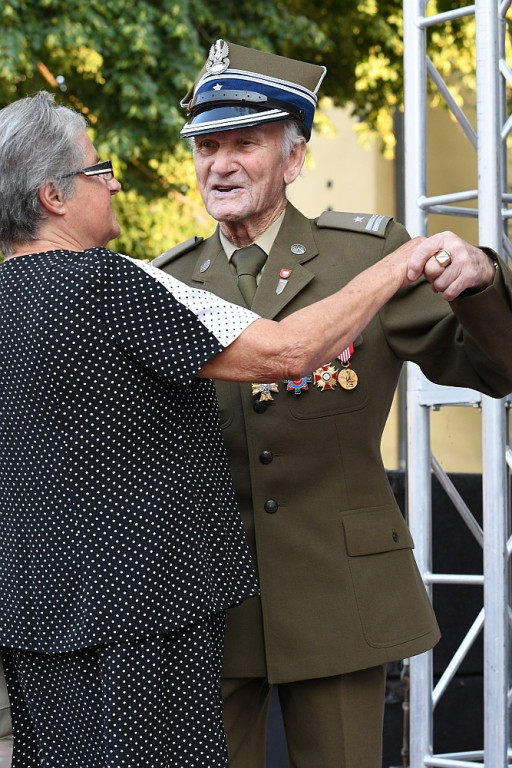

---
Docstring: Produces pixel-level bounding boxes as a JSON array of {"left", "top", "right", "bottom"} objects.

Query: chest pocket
[
  {"left": 286, "top": 334, "right": 368, "bottom": 419},
  {"left": 214, "top": 379, "right": 242, "bottom": 429}
]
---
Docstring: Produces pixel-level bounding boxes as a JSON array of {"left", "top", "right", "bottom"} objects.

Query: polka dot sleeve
[
  {"left": 125, "top": 255, "right": 259, "bottom": 348},
  {"left": 97, "top": 249, "right": 259, "bottom": 388}
]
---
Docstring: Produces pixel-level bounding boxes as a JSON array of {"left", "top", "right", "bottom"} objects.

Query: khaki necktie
[{"left": 231, "top": 244, "right": 267, "bottom": 307}]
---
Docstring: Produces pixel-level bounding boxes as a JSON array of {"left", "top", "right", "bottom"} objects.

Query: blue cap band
[{"left": 182, "top": 69, "right": 319, "bottom": 139}]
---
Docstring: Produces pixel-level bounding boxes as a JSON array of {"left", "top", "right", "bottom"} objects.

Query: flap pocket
[{"left": 343, "top": 506, "right": 414, "bottom": 556}]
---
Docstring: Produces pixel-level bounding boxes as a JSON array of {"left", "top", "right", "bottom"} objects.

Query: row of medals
[{"left": 252, "top": 346, "right": 358, "bottom": 402}]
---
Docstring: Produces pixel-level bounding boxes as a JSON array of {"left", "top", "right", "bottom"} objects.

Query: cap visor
[{"left": 180, "top": 105, "right": 292, "bottom": 137}]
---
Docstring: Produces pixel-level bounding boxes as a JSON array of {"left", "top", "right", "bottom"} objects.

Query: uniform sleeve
[{"left": 101, "top": 251, "right": 259, "bottom": 388}]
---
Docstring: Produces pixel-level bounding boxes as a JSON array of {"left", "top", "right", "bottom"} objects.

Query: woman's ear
[{"left": 38, "top": 181, "right": 66, "bottom": 216}]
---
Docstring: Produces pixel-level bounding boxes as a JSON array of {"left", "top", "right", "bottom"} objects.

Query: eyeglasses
[{"left": 62, "top": 160, "right": 114, "bottom": 180}]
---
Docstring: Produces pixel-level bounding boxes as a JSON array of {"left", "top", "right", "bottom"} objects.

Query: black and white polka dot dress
[
  {"left": 0, "top": 247, "right": 261, "bottom": 765},
  {"left": 0, "top": 247, "right": 259, "bottom": 653}
]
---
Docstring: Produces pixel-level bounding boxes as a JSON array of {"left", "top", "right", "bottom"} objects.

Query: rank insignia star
[
  {"left": 313, "top": 364, "right": 339, "bottom": 391},
  {"left": 252, "top": 382, "right": 279, "bottom": 401},
  {"left": 285, "top": 376, "right": 312, "bottom": 394}
]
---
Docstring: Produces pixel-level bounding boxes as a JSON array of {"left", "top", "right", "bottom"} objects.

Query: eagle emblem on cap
[{"left": 206, "top": 39, "right": 230, "bottom": 74}]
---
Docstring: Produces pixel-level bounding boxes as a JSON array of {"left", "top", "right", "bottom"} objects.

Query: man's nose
[{"left": 210, "top": 147, "right": 239, "bottom": 173}]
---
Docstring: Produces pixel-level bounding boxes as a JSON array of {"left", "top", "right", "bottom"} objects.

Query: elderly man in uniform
[{"left": 155, "top": 40, "right": 512, "bottom": 767}]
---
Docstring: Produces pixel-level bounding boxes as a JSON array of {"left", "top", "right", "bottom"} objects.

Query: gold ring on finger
[{"left": 434, "top": 248, "right": 452, "bottom": 268}]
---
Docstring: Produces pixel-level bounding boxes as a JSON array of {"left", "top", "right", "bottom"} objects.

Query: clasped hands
[{"left": 403, "top": 231, "right": 497, "bottom": 300}]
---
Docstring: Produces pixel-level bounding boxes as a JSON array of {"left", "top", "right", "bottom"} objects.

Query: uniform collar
[{"left": 219, "top": 209, "right": 286, "bottom": 261}]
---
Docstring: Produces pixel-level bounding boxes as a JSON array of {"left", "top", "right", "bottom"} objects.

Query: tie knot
[{"left": 231, "top": 244, "right": 267, "bottom": 278}]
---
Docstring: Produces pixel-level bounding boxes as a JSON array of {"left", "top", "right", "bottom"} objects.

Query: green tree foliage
[{"left": 0, "top": 0, "right": 486, "bottom": 258}]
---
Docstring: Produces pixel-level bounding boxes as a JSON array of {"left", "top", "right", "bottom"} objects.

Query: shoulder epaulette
[
  {"left": 316, "top": 211, "right": 393, "bottom": 238},
  {"left": 152, "top": 236, "right": 204, "bottom": 268}
]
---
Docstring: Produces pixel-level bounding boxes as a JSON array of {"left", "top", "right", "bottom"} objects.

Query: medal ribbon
[{"left": 337, "top": 343, "right": 354, "bottom": 365}]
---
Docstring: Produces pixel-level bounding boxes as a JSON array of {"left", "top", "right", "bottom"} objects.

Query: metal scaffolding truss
[{"left": 403, "top": 2, "right": 512, "bottom": 767}]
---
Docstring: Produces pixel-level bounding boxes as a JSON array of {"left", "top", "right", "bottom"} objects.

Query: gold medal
[
  {"left": 338, "top": 367, "right": 358, "bottom": 390},
  {"left": 251, "top": 382, "right": 279, "bottom": 401},
  {"left": 337, "top": 343, "right": 358, "bottom": 390}
]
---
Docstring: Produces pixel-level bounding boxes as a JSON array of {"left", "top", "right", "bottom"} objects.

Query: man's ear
[
  {"left": 38, "top": 181, "right": 66, "bottom": 216},
  {"left": 283, "top": 138, "right": 307, "bottom": 185}
]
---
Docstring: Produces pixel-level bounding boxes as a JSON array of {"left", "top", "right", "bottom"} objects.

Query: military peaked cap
[{"left": 180, "top": 39, "right": 326, "bottom": 141}]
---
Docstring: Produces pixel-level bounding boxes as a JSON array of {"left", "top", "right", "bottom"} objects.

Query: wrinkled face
[
  {"left": 65, "top": 133, "right": 122, "bottom": 248},
  {"left": 192, "top": 123, "right": 301, "bottom": 228}
]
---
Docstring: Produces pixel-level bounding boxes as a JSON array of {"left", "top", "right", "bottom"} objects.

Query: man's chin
[
  {"left": 205, "top": 192, "right": 249, "bottom": 220},
  {"left": 207, "top": 203, "right": 247, "bottom": 222}
]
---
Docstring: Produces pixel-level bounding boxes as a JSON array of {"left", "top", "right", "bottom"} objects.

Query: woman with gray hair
[{"left": 0, "top": 90, "right": 260, "bottom": 767}]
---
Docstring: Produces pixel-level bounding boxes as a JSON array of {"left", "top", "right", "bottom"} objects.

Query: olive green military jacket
[{"left": 155, "top": 203, "right": 512, "bottom": 684}]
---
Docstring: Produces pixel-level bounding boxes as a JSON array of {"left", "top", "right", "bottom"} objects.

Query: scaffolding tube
[{"left": 403, "top": 1, "right": 511, "bottom": 767}]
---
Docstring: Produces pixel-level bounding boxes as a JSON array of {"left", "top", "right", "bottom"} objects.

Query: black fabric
[
  {"left": 0, "top": 248, "right": 258, "bottom": 652},
  {"left": 2, "top": 614, "right": 227, "bottom": 768}
]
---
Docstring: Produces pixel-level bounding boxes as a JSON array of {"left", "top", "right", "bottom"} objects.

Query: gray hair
[
  {"left": 0, "top": 91, "right": 87, "bottom": 257},
  {"left": 280, "top": 119, "right": 306, "bottom": 160}
]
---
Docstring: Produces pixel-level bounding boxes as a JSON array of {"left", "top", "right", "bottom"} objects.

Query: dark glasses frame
[{"left": 62, "top": 160, "right": 114, "bottom": 180}]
